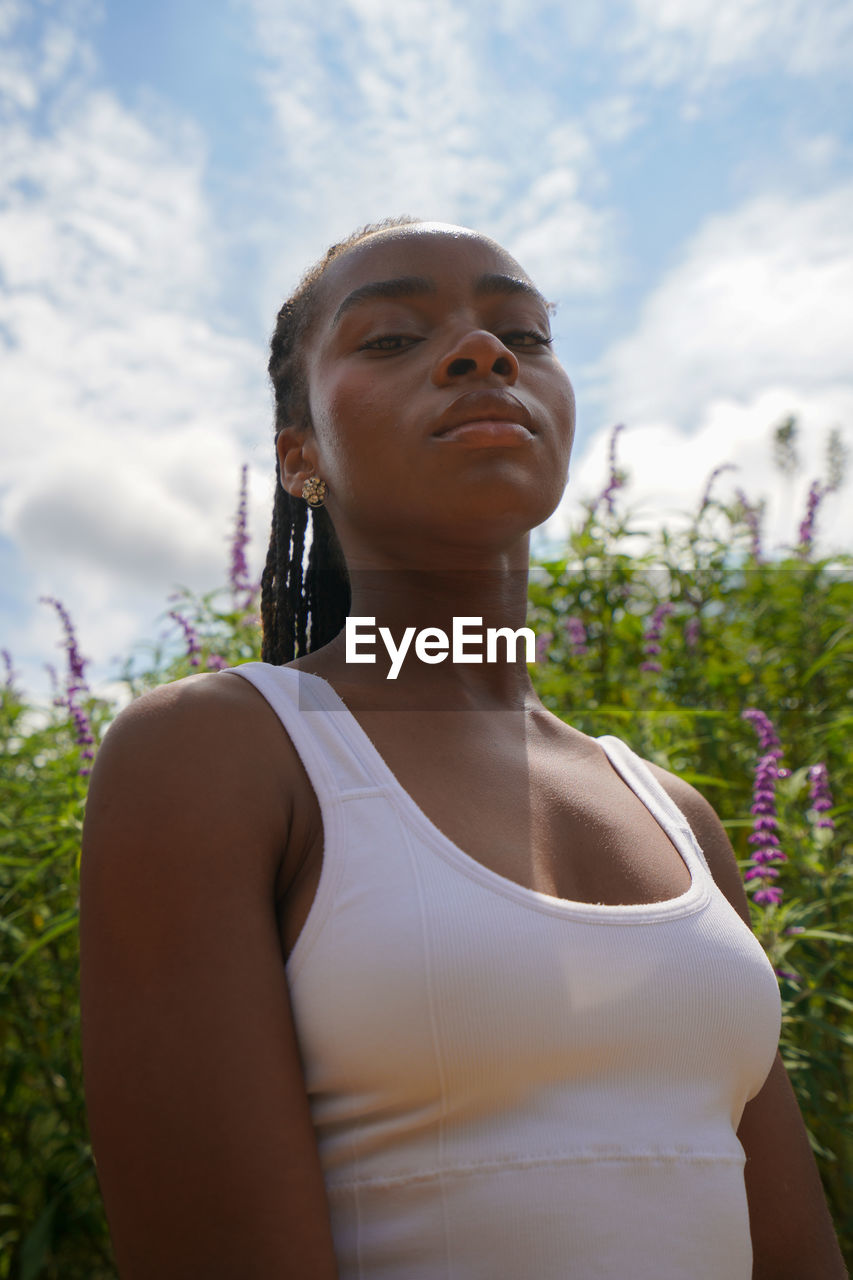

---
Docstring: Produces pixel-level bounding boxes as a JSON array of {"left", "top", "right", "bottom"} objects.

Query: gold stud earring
[{"left": 301, "top": 476, "right": 327, "bottom": 507}]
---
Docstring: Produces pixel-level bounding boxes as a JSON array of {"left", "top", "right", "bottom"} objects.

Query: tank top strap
[
  {"left": 595, "top": 734, "right": 714, "bottom": 878},
  {"left": 222, "top": 662, "right": 381, "bottom": 799}
]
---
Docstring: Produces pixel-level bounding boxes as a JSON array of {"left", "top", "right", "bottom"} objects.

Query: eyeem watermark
[{"left": 346, "top": 616, "right": 537, "bottom": 680}]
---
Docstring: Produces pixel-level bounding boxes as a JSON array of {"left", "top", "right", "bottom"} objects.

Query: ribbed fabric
[{"left": 226, "top": 662, "right": 782, "bottom": 1279}]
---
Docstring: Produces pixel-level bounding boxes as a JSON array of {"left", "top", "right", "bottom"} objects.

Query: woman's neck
[{"left": 305, "top": 541, "right": 540, "bottom": 710}]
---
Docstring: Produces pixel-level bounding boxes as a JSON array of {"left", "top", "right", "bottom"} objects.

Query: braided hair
[{"left": 261, "top": 216, "right": 420, "bottom": 664}]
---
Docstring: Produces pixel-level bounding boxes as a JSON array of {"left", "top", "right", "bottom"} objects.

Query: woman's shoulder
[
  {"left": 84, "top": 670, "right": 316, "bottom": 884},
  {"left": 97, "top": 668, "right": 298, "bottom": 776},
  {"left": 643, "top": 759, "right": 752, "bottom": 927},
  {"left": 102, "top": 667, "right": 272, "bottom": 735}
]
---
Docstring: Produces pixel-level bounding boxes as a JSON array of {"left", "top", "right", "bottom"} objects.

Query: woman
[{"left": 80, "top": 219, "right": 845, "bottom": 1278}]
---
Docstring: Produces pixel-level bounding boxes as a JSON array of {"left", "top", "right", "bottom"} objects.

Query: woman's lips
[{"left": 432, "top": 419, "right": 535, "bottom": 446}]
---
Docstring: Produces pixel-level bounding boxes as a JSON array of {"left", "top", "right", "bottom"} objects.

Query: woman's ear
[{"left": 276, "top": 427, "right": 320, "bottom": 498}]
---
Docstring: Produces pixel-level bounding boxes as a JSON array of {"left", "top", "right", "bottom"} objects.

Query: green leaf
[
  {"left": 0, "top": 910, "right": 78, "bottom": 989},
  {"left": 18, "top": 1195, "right": 59, "bottom": 1280}
]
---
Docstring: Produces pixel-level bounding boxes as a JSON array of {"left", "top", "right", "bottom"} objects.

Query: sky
[{"left": 2, "top": 0, "right": 852, "bottom": 697}]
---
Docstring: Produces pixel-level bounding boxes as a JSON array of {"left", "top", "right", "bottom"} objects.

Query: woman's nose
[{"left": 432, "top": 329, "right": 520, "bottom": 385}]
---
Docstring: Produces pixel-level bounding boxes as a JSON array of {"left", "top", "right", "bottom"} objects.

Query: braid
[
  {"left": 260, "top": 216, "right": 419, "bottom": 664},
  {"left": 306, "top": 507, "right": 350, "bottom": 650},
  {"left": 259, "top": 473, "right": 309, "bottom": 664}
]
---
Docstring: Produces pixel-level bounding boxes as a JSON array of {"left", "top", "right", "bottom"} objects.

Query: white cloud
[
  {"left": 788, "top": 133, "right": 843, "bottom": 174},
  {"left": 478, "top": 0, "right": 853, "bottom": 108},
  {"left": 590, "top": 184, "right": 853, "bottom": 430},
  {"left": 622, "top": 0, "right": 853, "bottom": 87},
  {"left": 241, "top": 0, "right": 618, "bottom": 316},
  {"left": 583, "top": 94, "right": 645, "bottom": 148},
  {"left": 248, "top": 0, "right": 499, "bottom": 217},
  {"left": 570, "top": 185, "right": 853, "bottom": 555},
  {"left": 0, "top": 6, "right": 271, "bottom": 694},
  {"left": 491, "top": 195, "right": 853, "bottom": 561},
  {"left": 495, "top": 160, "right": 618, "bottom": 299},
  {"left": 555, "top": 387, "right": 853, "bottom": 558}
]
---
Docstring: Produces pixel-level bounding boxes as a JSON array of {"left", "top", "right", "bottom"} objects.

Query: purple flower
[
  {"left": 640, "top": 601, "right": 673, "bottom": 674},
  {"left": 684, "top": 616, "right": 701, "bottom": 650},
  {"left": 774, "top": 967, "right": 800, "bottom": 983},
  {"left": 751, "top": 846, "right": 785, "bottom": 865},
  {"left": 734, "top": 489, "right": 763, "bottom": 562},
  {"left": 536, "top": 630, "right": 553, "bottom": 665},
  {"left": 1, "top": 648, "right": 14, "bottom": 691},
  {"left": 594, "top": 423, "right": 626, "bottom": 516},
  {"left": 206, "top": 653, "right": 229, "bottom": 671},
  {"left": 807, "top": 762, "right": 835, "bottom": 832},
  {"left": 742, "top": 707, "right": 787, "bottom": 906},
  {"left": 40, "top": 596, "right": 88, "bottom": 692},
  {"left": 69, "top": 699, "right": 96, "bottom": 773},
  {"left": 229, "top": 464, "right": 253, "bottom": 600},
  {"left": 798, "top": 479, "right": 826, "bottom": 554},
  {"left": 170, "top": 611, "right": 202, "bottom": 669},
  {"left": 698, "top": 462, "right": 737, "bottom": 513},
  {"left": 742, "top": 708, "right": 783, "bottom": 758},
  {"left": 564, "top": 615, "right": 588, "bottom": 656},
  {"left": 41, "top": 597, "right": 96, "bottom": 776}
]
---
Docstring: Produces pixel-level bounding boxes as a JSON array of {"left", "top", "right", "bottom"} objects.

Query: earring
[{"left": 301, "top": 476, "right": 327, "bottom": 508}]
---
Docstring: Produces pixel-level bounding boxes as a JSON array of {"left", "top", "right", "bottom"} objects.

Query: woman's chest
[{"left": 277, "top": 711, "right": 692, "bottom": 960}]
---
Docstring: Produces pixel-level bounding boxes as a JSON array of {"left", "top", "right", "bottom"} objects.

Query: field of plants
[{"left": 2, "top": 425, "right": 851, "bottom": 1276}]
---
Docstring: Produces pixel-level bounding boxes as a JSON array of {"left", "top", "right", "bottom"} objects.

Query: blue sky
[{"left": 2, "top": 0, "right": 852, "bottom": 695}]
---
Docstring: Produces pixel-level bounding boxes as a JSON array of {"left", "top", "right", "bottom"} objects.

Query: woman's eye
[
  {"left": 502, "top": 329, "right": 553, "bottom": 348},
  {"left": 359, "top": 335, "right": 419, "bottom": 352}
]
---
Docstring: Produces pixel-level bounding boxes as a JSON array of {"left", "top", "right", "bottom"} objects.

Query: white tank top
[{"left": 227, "top": 662, "right": 782, "bottom": 1280}]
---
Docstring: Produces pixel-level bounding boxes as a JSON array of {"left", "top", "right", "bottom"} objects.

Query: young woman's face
[{"left": 287, "top": 224, "right": 576, "bottom": 562}]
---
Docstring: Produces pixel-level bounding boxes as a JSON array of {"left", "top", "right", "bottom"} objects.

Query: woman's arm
[
  {"left": 649, "top": 765, "right": 847, "bottom": 1280},
  {"left": 80, "top": 673, "right": 339, "bottom": 1279}
]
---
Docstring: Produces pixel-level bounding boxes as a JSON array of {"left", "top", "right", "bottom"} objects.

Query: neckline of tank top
[{"left": 251, "top": 664, "right": 712, "bottom": 923}]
